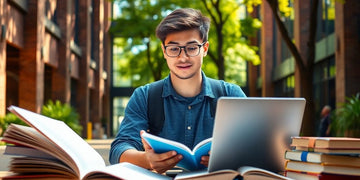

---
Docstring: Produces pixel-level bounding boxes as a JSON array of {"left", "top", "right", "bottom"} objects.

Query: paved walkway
[
  {"left": 0, "top": 145, "right": 11, "bottom": 171},
  {"left": 86, "top": 139, "right": 113, "bottom": 165},
  {"left": 0, "top": 139, "right": 113, "bottom": 171}
]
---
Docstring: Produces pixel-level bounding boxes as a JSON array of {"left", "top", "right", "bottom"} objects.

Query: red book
[{"left": 286, "top": 171, "right": 360, "bottom": 180}]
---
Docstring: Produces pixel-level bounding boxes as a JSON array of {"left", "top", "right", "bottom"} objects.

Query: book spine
[{"left": 300, "top": 151, "right": 308, "bottom": 162}]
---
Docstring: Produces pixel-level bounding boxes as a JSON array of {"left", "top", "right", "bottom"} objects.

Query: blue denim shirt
[{"left": 109, "top": 72, "right": 246, "bottom": 164}]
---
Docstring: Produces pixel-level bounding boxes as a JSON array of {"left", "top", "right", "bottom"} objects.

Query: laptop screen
[{"left": 208, "top": 97, "right": 305, "bottom": 173}]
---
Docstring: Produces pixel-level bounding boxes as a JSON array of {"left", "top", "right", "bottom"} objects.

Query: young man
[{"left": 109, "top": 8, "right": 246, "bottom": 173}]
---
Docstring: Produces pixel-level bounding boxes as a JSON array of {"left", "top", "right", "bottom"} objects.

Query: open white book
[
  {"left": 141, "top": 131, "right": 212, "bottom": 171},
  {"left": 174, "top": 166, "right": 293, "bottom": 180},
  {"left": 1, "top": 106, "right": 171, "bottom": 180}
]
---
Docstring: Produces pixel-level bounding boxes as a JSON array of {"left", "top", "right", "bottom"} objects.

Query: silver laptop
[{"left": 208, "top": 97, "right": 306, "bottom": 173}]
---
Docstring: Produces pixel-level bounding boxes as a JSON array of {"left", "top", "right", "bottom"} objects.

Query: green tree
[
  {"left": 198, "top": 0, "right": 261, "bottom": 81},
  {"left": 264, "top": 0, "right": 339, "bottom": 135},
  {"left": 0, "top": 113, "right": 27, "bottom": 136},
  {"left": 110, "top": 0, "right": 173, "bottom": 86},
  {"left": 42, "top": 100, "right": 82, "bottom": 135},
  {"left": 111, "top": 0, "right": 261, "bottom": 86}
]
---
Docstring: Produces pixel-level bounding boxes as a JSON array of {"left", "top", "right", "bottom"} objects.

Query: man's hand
[
  {"left": 200, "top": 151, "right": 210, "bottom": 167},
  {"left": 140, "top": 130, "right": 183, "bottom": 174}
]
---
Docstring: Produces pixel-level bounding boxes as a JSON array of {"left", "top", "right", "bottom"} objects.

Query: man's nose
[{"left": 178, "top": 47, "right": 189, "bottom": 58}]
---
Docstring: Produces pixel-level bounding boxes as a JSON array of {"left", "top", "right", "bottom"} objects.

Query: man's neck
[{"left": 170, "top": 73, "right": 202, "bottom": 98}]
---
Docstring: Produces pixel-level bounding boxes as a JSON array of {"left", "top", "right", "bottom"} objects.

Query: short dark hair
[{"left": 155, "top": 8, "right": 210, "bottom": 44}]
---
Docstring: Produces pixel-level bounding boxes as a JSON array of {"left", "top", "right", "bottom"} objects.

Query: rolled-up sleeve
[{"left": 109, "top": 86, "right": 149, "bottom": 164}]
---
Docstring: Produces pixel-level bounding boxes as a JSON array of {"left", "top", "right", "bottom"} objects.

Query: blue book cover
[{"left": 141, "top": 131, "right": 212, "bottom": 171}]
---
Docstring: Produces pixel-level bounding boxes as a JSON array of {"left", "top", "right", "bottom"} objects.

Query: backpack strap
[
  {"left": 208, "top": 78, "right": 227, "bottom": 117},
  {"left": 147, "top": 80, "right": 165, "bottom": 135},
  {"left": 147, "top": 78, "right": 226, "bottom": 135}
]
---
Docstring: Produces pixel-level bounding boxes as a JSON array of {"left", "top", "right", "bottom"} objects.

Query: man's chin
[{"left": 171, "top": 71, "right": 196, "bottom": 80}]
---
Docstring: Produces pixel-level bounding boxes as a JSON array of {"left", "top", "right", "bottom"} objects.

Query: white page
[
  {"left": 83, "top": 162, "right": 172, "bottom": 180},
  {"left": 9, "top": 106, "right": 105, "bottom": 179}
]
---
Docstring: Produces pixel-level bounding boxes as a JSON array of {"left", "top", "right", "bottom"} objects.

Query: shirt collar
[{"left": 162, "top": 71, "right": 216, "bottom": 99}]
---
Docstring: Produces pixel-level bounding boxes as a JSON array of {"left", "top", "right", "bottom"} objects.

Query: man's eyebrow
[
  {"left": 166, "top": 40, "right": 200, "bottom": 45},
  {"left": 186, "top": 41, "right": 199, "bottom": 45},
  {"left": 167, "top": 41, "right": 179, "bottom": 45}
]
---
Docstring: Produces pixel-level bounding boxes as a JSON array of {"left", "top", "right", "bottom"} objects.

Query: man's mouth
[{"left": 177, "top": 64, "right": 192, "bottom": 69}]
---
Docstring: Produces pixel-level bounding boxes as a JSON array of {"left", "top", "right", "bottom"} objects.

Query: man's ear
[
  {"left": 203, "top": 41, "right": 209, "bottom": 57},
  {"left": 161, "top": 43, "right": 165, "bottom": 51},
  {"left": 161, "top": 43, "right": 166, "bottom": 58}
]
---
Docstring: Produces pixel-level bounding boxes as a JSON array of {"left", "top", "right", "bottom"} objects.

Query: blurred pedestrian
[{"left": 318, "top": 105, "right": 332, "bottom": 137}]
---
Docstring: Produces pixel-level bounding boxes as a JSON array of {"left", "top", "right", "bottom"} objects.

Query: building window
[
  {"left": 44, "top": 65, "right": 53, "bottom": 104},
  {"left": 112, "top": 97, "right": 129, "bottom": 135},
  {"left": 112, "top": 38, "right": 132, "bottom": 87},
  {"left": 45, "top": 0, "right": 57, "bottom": 24},
  {"left": 71, "top": 79, "right": 78, "bottom": 108},
  {"left": 313, "top": 56, "right": 335, "bottom": 115},
  {"left": 317, "top": 0, "right": 335, "bottom": 40},
  {"left": 280, "top": 0, "right": 294, "bottom": 62},
  {"left": 74, "top": 0, "right": 80, "bottom": 44},
  {"left": 274, "top": 75, "right": 295, "bottom": 97},
  {"left": 90, "top": 0, "right": 95, "bottom": 60}
]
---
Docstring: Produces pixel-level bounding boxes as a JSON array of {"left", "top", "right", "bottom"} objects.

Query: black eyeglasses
[{"left": 164, "top": 42, "right": 206, "bottom": 57}]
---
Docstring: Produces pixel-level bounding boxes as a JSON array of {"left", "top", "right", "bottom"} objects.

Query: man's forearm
[{"left": 120, "top": 149, "right": 151, "bottom": 169}]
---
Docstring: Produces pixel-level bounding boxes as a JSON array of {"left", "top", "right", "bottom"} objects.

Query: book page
[
  {"left": 4, "top": 144, "right": 57, "bottom": 160},
  {"left": 9, "top": 156, "right": 77, "bottom": 178},
  {"left": 84, "top": 162, "right": 172, "bottom": 180},
  {"left": 3, "top": 124, "right": 76, "bottom": 169},
  {"left": 8, "top": 106, "right": 105, "bottom": 179},
  {"left": 142, "top": 131, "right": 192, "bottom": 153},
  {"left": 174, "top": 169, "right": 239, "bottom": 180},
  {"left": 192, "top": 138, "right": 211, "bottom": 170},
  {"left": 193, "top": 138, "right": 212, "bottom": 153},
  {"left": 238, "top": 166, "right": 292, "bottom": 180}
]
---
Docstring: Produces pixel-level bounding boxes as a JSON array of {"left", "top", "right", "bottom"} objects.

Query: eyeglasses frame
[{"left": 163, "top": 42, "right": 206, "bottom": 57}]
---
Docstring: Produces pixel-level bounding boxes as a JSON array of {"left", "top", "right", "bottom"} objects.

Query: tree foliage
[
  {"left": 42, "top": 100, "right": 82, "bottom": 135},
  {"left": 198, "top": 0, "right": 261, "bottom": 82},
  {"left": 110, "top": 0, "right": 261, "bottom": 86},
  {"left": 0, "top": 113, "right": 27, "bottom": 137}
]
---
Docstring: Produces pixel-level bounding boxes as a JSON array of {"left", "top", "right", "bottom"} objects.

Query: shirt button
[
  {"left": 187, "top": 126, "right": 191, "bottom": 130},
  {"left": 188, "top": 106, "right": 191, "bottom": 110}
]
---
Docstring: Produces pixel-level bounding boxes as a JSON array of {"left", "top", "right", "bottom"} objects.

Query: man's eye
[
  {"left": 169, "top": 47, "right": 179, "bottom": 52},
  {"left": 186, "top": 46, "right": 198, "bottom": 51}
]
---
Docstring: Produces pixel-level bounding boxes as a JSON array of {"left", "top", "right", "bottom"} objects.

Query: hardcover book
[
  {"left": 285, "top": 160, "right": 360, "bottom": 176},
  {"left": 284, "top": 150, "right": 360, "bottom": 167},
  {"left": 286, "top": 171, "right": 360, "bottom": 180},
  {"left": 291, "top": 136, "right": 360, "bottom": 149}
]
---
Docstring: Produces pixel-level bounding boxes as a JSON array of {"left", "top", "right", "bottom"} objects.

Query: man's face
[{"left": 162, "top": 29, "right": 209, "bottom": 80}]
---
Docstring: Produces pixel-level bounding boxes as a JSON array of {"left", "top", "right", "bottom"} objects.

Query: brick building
[
  {"left": 248, "top": 0, "right": 360, "bottom": 135},
  {"left": 0, "top": 0, "right": 112, "bottom": 138}
]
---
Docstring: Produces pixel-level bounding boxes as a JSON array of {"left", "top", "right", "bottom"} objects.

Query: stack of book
[{"left": 285, "top": 136, "right": 360, "bottom": 180}]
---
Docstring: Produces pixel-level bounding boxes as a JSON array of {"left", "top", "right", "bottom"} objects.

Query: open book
[
  {"left": 1, "top": 106, "right": 171, "bottom": 180},
  {"left": 174, "top": 166, "right": 292, "bottom": 180},
  {"left": 141, "top": 131, "right": 211, "bottom": 171}
]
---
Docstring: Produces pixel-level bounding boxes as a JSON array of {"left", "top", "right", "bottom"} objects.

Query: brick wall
[{"left": 0, "top": 0, "right": 111, "bottom": 138}]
